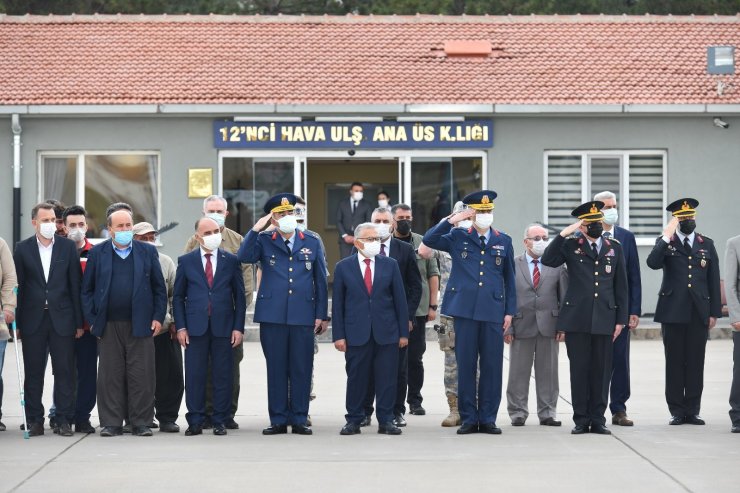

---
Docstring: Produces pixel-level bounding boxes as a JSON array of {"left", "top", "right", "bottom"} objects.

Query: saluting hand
[
  {"left": 448, "top": 208, "right": 475, "bottom": 225},
  {"left": 613, "top": 324, "right": 623, "bottom": 341},
  {"left": 560, "top": 220, "right": 583, "bottom": 238},
  {"left": 663, "top": 216, "right": 679, "bottom": 239},
  {"left": 252, "top": 213, "right": 273, "bottom": 232}
]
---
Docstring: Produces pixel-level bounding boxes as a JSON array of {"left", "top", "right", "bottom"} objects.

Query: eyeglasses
[
  {"left": 526, "top": 236, "right": 549, "bottom": 242},
  {"left": 358, "top": 237, "right": 382, "bottom": 243}
]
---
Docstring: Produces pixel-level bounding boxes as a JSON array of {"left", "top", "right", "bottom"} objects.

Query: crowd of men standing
[{"left": 0, "top": 183, "right": 738, "bottom": 438}]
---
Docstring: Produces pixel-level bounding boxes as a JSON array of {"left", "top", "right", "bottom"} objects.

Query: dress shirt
[
  {"left": 37, "top": 236, "right": 54, "bottom": 282},
  {"left": 113, "top": 243, "right": 132, "bottom": 259},
  {"left": 357, "top": 253, "right": 375, "bottom": 283},
  {"left": 525, "top": 252, "right": 540, "bottom": 283},
  {"left": 201, "top": 247, "right": 218, "bottom": 278}
]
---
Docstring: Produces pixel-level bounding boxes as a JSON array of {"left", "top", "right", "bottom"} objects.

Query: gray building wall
[{"left": 0, "top": 121, "right": 11, "bottom": 245}]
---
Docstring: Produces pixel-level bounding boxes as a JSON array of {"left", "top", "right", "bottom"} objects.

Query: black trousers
[
  {"left": 73, "top": 331, "right": 98, "bottom": 424},
  {"left": 364, "top": 344, "right": 408, "bottom": 417},
  {"left": 21, "top": 311, "right": 75, "bottom": 425},
  {"left": 154, "top": 332, "right": 184, "bottom": 424},
  {"left": 565, "top": 332, "right": 613, "bottom": 427},
  {"left": 407, "top": 315, "right": 428, "bottom": 407},
  {"left": 662, "top": 310, "right": 708, "bottom": 417},
  {"left": 730, "top": 331, "right": 740, "bottom": 426}
]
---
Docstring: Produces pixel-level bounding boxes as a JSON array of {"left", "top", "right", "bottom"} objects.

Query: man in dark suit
[
  {"left": 174, "top": 217, "right": 246, "bottom": 436},
  {"left": 336, "top": 182, "right": 373, "bottom": 258},
  {"left": 333, "top": 223, "right": 409, "bottom": 435},
  {"left": 14, "top": 202, "right": 83, "bottom": 437},
  {"left": 81, "top": 206, "right": 167, "bottom": 437},
  {"left": 541, "top": 201, "right": 628, "bottom": 435},
  {"left": 647, "top": 198, "right": 721, "bottom": 426},
  {"left": 361, "top": 207, "right": 422, "bottom": 427},
  {"left": 594, "top": 191, "right": 642, "bottom": 427}
]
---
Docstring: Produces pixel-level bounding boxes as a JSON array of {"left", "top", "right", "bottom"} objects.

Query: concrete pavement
[{"left": 0, "top": 339, "right": 738, "bottom": 493}]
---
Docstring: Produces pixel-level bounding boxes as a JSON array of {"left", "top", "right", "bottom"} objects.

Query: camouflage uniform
[{"left": 436, "top": 251, "right": 457, "bottom": 396}]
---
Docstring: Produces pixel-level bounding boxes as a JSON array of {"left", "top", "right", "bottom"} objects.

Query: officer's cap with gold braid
[
  {"left": 263, "top": 193, "right": 297, "bottom": 214},
  {"left": 666, "top": 198, "right": 699, "bottom": 218},
  {"left": 462, "top": 190, "right": 497, "bottom": 211},
  {"left": 571, "top": 201, "right": 605, "bottom": 223}
]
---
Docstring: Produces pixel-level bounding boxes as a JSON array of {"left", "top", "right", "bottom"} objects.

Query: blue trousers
[
  {"left": 609, "top": 326, "right": 631, "bottom": 414},
  {"left": 185, "top": 329, "right": 233, "bottom": 427},
  {"left": 74, "top": 332, "right": 98, "bottom": 424},
  {"left": 454, "top": 317, "right": 504, "bottom": 425},
  {"left": 260, "top": 323, "right": 314, "bottom": 426},
  {"left": 346, "top": 339, "right": 399, "bottom": 425}
]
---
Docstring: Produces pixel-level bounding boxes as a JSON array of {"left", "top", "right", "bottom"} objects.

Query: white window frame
[{"left": 543, "top": 150, "right": 667, "bottom": 245}]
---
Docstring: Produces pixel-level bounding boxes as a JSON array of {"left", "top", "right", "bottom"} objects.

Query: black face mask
[
  {"left": 679, "top": 219, "right": 696, "bottom": 235},
  {"left": 586, "top": 222, "right": 604, "bottom": 239},
  {"left": 395, "top": 219, "right": 412, "bottom": 236}
]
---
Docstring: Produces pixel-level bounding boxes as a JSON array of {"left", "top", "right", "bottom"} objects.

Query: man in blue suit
[
  {"left": 81, "top": 206, "right": 167, "bottom": 437},
  {"left": 173, "top": 217, "right": 246, "bottom": 436},
  {"left": 333, "top": 223, "right": 409, "bottom": 435},
  {"left": 423, "top": 190, "right": 516, "bottom": 435},
  {"left": 595, "top": 191, "right": 642, "bottom": 427},
  {"left": 238, "top": 193, "right": 328, "bottom": 436}
]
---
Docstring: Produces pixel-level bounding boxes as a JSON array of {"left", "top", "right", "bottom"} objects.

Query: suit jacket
[
  {"left": 612, "top": 226, "right": 642, "bottom": 316},
  {"left": 646, "top": 233, "right": 722, "bottom": 324},
  {"left": 14, "top": 234, "right": 83, "bottom": 336},
  {"left": 510, "top": 254, "right": 568, "bottom": 338},
  {"left": 541, "top": 234, "right": 629, "bottom": 335},
  {"left": 81, "top": 239, "right": 167, "bottom": 338},
  {"left": 332, "top": 254, "right": 409, "bottom": 346},
  {"left": 335, "top": 197, "right": 373, "bottom": 241},
  {"left": 422, "top": 220, "right": 517, "bottom": 323},
  {"left": 173, "top": 248, "right": 246, "bottom": 337},
  {"left": 725, "top": 235, "right": 740, "bottom": 325}
]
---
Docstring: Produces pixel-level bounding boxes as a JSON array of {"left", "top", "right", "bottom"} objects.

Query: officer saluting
[
  {"left": 238, "top": 193, "right": 328, "bottom": 436},
  {"left": 646, "top": 198, "right": 721, "bottom": 426},
  {"left": 423, "top": 190, "right": 516, "bottom": 435},
  {"left": 541, "top": 201, "right": 628, "bottom": 435}
]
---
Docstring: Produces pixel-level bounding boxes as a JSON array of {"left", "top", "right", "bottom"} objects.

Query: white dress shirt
[
  {"left": 676, "top": 230, "right": 696, "bottom": 248},
  {"left": 380, "top": 236, "right": 391, "bottom": 257},
  {"left": 37, "top": 236, "right": 54, "bottom": 282},
  {"left": 201, "top": 247, "right": 218, "bottom": 278},
  {"left": 358, "top": 252, "right": 375, "bottom": 283},
  {"left": 525, "top": 252, "right": 539, "bottom": 283}
]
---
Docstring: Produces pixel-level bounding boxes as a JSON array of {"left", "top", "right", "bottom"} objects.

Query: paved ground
[{"left": 0, "top": 338, "right": 738, "bottom": 493}]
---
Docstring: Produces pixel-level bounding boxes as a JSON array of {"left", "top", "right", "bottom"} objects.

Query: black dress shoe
[
  {"left": 539, "top": 417, "right": 562, "bottom": 427},
  {"left": 292, "top": 424, "right": 313, "bottom": 435},
  {"left": 340, "top": 423, "right": 361, "bottom": 435},
  {"left": 54, "top": 422, "right": 74, "bottom": 437},
  {"left": 457, "top": 423, "right": 479, "bottom": 435},
  {"left": 684, "top": 415, "right": 705, "bottom": 425},
  {"left": 49, "top": 416, "right": 58, "bottom": 429},
  {"left": 359, "top": 415, "right": 372, "bottom": 427},
  {"left": 202, "top": 417, "right": 213, "bottom": 430},
  {"left": 393, "top": 414, "right": 407, "bottom": 427},
  {"left": 28, "top": 422, "right": 45, "bottom": 437},
  {"left": 378, "top": 422, "right": 402, "bottom": 435},
  {"left": 149, "top": 420, "right": 159, "bottom": 429},
  {"left": 213, "top": 425, "right": 227, "bottom": 436},
  {"left": 0, "top": 420, "right": 6, "bottom": 431},
  {"left": 669, "top": 416, "right": 685, "bottom": 425},
  {"left": 409, "top": 404, "right": 426, "bottom": 416},
  {"left": 571, "top": 425, "right": 589, "bottom": 435},
  {"left": 75, "top": 421, "right": 96, "bottom": 434},
  {"left": 184, "top": 425, "right": 203, "bottom": 436},
  {"left": 159, "top": 422, "right": 180, "bottom": 433},
  {"left": 100, "top": 426, "right": 123, "bottom": 437},
  {"left": 590, "top": 424, "right": 612, "bottom": 435},
  {"left": 262, "top": 424, "right": 288, "bottom": 435},
  {"left": 511, "top": 417, "right": 526, "bottom": 426},
  {"left": 732, "top": 425, "right": 740, "bottom": 433},
  {"left": 224, "top": 418, "right": 239, "bottom": 430},
  {"left": 479, "top": 423, "right": 503, "bottom": 434},
  {"left": 122, "top": 423, "right": 132, "bottom": 434},
  {"left": 132, "top": 426, "right": 153, "bottom": 437}
]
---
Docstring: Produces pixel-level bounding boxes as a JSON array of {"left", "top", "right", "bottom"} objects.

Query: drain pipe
[{"left": 11, "top": 114, "right": 22, "bottom": 247}]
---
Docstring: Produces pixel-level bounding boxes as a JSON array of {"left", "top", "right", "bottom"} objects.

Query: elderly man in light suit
[
  {"left": 725, "top": 234, "right": 740, "bottom": 433},
  {"left": 505, "top": 224, "right": 568, "bottom": 427}
]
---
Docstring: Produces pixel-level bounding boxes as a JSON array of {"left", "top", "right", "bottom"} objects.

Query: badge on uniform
[
  {"left": 605, "top": 265, "right": 612, "bottom": 274},
  {"left": 461, "top": 251, "right": 468, "bottom": 259},
  {"left": 701, "top": 259, "right": 707, "bottom": 268},
  {"left": 306, "top": 261, "right": 312, "bottom": 270},
  {"left": 269, "top": 255, "right": 276, "bottom": 267},
  {"left": 495, "top": 257, "right": 502, "bottom": 266}
]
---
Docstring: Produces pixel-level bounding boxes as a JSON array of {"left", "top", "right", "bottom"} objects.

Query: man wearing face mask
[
  {"left": 541, "top": 202, "right": 628, "bottom": 435},
  {"left": 593, "top": 191, "right": 642, "bottom": 427},
  {"left": 423, "top": 190, "right": 516, "bottom": 435},
  {"left": 133, "top": 222, "right": 183, "bottom": 433},
  {"left": 184, "top": 194, "right": 253, "bottom": 430},
  {"left": 13, "top": 202, "right": 83, "bottom": 437},
  {"left": 238, "top": 193, "right": 328, "bottom": 436},
  {"left": 377, "top": 191, "right": 391, "bottom": 209},
  {"left": 647, "top": 198, "right": 721, "bottom": 426},
  {"left": 333, "top": 223, "right": 409, "bottom": 436},
  {"left": 81, "top": 206, "right": 167, "bottom": 437},
  {"left": 336, "top": 182, "right": 373, "bottom": 259}
]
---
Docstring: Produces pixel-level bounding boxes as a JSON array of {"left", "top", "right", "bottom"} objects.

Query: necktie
[
  {"left": 352, "top": 200, "right": 357, "bottom": 213},
  {"left": 684, "top": 237, "right": 691, "bottom": 254},
  {"left": 592, "top": 242, "right": 599, "bottom": 257},
  {"left": 532, "top": 259, "right": 540, "bottom": 289},
  {"left": 363, "top": 258, "right": 372, "bottom": 295},
  {"left": 480, "top": 235, "right": 486, "bottom": 250},
  {"left": 204, "top": 253, "right": 213, "bottom": 288},
  {"left": 285, "top": 239, "right": 291, "bottom": 253},
  {"left": 380, "top": 243, "right": 387, "bottom": 256}
]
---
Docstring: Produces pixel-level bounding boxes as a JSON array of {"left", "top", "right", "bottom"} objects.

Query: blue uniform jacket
[
  {"left": 613, "top": 226, "right": 642, "bottom": 316},
  {"left": 423, "top": 220, "right": 516, "bottom": 323},
  {"left": 238, "top": 229, "right": 328, "bottom": 325},
  {"left": 172, "top": 248, "right": 246, "bottom": 337}
]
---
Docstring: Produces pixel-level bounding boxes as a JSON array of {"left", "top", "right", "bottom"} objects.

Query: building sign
[{"left": 213, "top": 120, "right": 493, "bottom": 149}]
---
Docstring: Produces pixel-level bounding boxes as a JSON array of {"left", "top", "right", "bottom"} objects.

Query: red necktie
[
  {"left": 363, "top": 258, "right": 372, "bottom": 295},
  {"left": 205, "top": 253, "right": 214, "bottom": 287},
  {"left": 532, "top": 259, "right": 540, "bottom": 289}
]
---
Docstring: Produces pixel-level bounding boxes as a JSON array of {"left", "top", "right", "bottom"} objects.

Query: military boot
[{"left": 441, "top": 394, "right": 461, "bottom": 427}]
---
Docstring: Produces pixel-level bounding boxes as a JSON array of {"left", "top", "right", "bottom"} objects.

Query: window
[
  {"left": 41, "top": 152, "right": 159, "bottom": 238},
  {"left": 545, "top": 151, "right": 666, "bottom": 242}
]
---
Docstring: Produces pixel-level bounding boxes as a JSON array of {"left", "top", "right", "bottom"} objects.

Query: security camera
[
  {"left": 347, "top": 149, "right": 356, "bottom": 156},
  {"left": 713, "top": 117, "right": 729, "bottom": 129}
]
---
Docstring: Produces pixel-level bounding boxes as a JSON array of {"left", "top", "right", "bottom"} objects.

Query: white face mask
[
  {"left": 378, "top": 199, "right": 388, "bottom": 208},
  {"left": 602, "top": 208, "right": 619, "bottom": 226},
  {"left": 67, "top": 226, "right": 87, "bottom": 243},
  {"left": 296, "top": 222, "right": 306, "bottom": 232},
  {"left": 375, "top": 223, "right": 391, "bottom": 239},
  {"left": 474, "top": 213, "right": 494, "bottom": 230},
  {"left": 206, "top": 212, "right": 226, "bottom": 228},
  {"left": 202, "top": 232, "right": 222, "bottom": 252},
  {"left": 530, "top": 239, "right": 549, "bottom": 257},
  {"left": 352, "top": 191, "right": 364, "bottom": 202},
  {"left": 39, "top": 222, "right": 56, "bottom": 240},
  {"left": 457, "top": 219, "right": 473, "bottom": 230},
  {"left": 361, "top": 240, "right": 381, "bottom": 258},
  {"left": 277, "top": 215, "right": 297, "bottom": 234}
]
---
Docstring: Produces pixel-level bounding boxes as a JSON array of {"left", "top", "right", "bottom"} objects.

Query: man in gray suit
[
  {"left": 725, "top": 234, "right": 740, "bottom": 433},
  {"left": 505, "top": 224, "right": 568, "bottom": 426},
  {"left": 336, "top": 182, "right": 373, "bottom": 258}
]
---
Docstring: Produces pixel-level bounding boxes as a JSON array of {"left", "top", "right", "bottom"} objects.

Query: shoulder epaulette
[
  {"left": 697, "top": 233, "right": 711, "bottom": 242},
  {"left": 303, "top": 229, "right": 321, "bottom": 239},
  {"left": 609, "top": 237, "right": 621, "bottom": 245}
]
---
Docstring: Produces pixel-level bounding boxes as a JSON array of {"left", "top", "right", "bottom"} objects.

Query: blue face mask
[{"left": 113, "top": 230, "right": 133, "bottom": 247}]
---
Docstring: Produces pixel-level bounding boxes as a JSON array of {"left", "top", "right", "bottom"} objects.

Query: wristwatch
[{"left": 429, "top": 305, "right": 438, "bottom": 310}]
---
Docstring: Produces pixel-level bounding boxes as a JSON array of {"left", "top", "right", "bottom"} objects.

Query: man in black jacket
[{"left": 336, "top": 182, "right": 373, "bottom": 258}]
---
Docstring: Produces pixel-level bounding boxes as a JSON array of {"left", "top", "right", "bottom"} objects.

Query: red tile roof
[{"left": 1, "top": 14, "right": 739, "bottom": 105}]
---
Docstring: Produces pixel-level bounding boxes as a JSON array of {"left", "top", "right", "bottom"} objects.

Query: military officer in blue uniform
[
  {"left": 423, "top": 190, "right": 516, "bottom": 435},
  {"left": 238, "top": 193, "right": 328, "bottom": 436}
]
